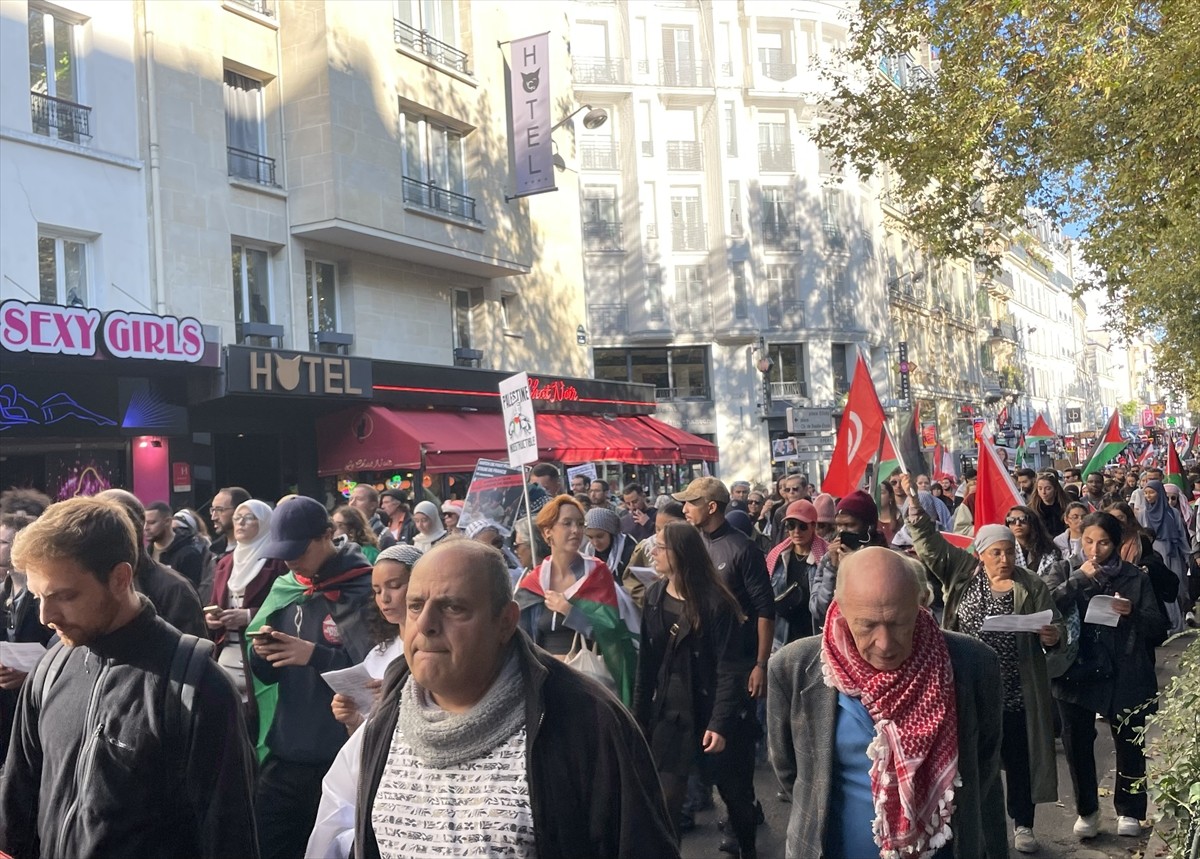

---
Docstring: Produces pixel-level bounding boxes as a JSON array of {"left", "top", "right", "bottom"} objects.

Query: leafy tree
[{"left": 815, "top": 0, "right": 1200, "bottom": 406}]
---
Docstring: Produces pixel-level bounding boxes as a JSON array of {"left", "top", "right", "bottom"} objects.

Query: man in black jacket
[
  {"left": 354, "top": 539, "right": 678, "bottom": 859},
  {"left": 249, "top": 496, "right": 374, "bottom": 859},
  {"left": 0, "top": 496, "right": 258, "bottom": 859}
]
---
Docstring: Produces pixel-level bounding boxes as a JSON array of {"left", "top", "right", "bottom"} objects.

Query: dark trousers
[
  {"left": 1000, "top": 709, "right": 1035, "bottom": 828},
  {"left": 255, "top": 756, "right": 329, "bottom": 859},
  {"left": 702, "top": 712, "right": 760, "bottom": 853},
  {"left": 1058, "top": 698, "right": 1147, "bottom": 819}
]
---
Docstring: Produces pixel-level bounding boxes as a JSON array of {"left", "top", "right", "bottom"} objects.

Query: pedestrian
[
  {"left": 1005, "top": 505, "right": 1062, "bottom": 577},
  {"left": 1053, "top": 501, "right": 1089, "bottom": 559},
  {"left": 1136, "top": 479, "right": 1190, "bottom": 629},
  {"left": 620, "top": 483, "right": 658, "bottom": 542},
  {"left": 410, "top": 500, "right": 447, "bottom": 553},
  {"left": 583, "top": 506, "right": 634, "bottom": 581},
  {"left": 352, "top": 540, "right": 680, "bottom": 859},
  {"left": 377, "top": 490, "right": 416, "bottom": 549},
  {"left": 809, "top": 490, "right": 890, "bottom": 630},
  {"left": 877, "top": 474, "right": 903, "bottom": 545},
  {"left": 624, "top": 501, "right": 686, "bottom": 607},
  {"left": 766, "top": 499, "right": 828, "bottom": 647},
  {"left": 0, "top": 496, "right": 259, "bottom": 858},
  {"left": 333, "top": 505, "right": 380, "bottom": 563},
  {"left": 349, "top": 484, "right": 385, "bottom": 537},
  {"left": 440, "top": 499, "right": 464, "bottom": 535},
  {"left": 768, "top": 546, "right": 1008, "bottom": 859},
  {"left": 1029, "top": 472, "right": 1071, "bottom": 538},
  {"left": 248, "top": 496, "right": 375, "bottom": 859},
  {"left": 145, "top": 502, "right": 210, "bottom": 591},
  {"left": 635, "top": 521, "right": 751, "bottom": 850},
  {"left": 902, "top": 475, "right": 1064, "bottom": 853}
]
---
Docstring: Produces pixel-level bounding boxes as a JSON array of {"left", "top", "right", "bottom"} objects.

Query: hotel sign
[
  {"left": 508, "top": 32, "right": 554, "bottom": 198},
  {"left": 225, "top": 346, "right": 372, "bottom": 398}
]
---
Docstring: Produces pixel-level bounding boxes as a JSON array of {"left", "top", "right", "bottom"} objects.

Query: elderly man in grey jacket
[{"left": 768, "top": 547, "right": 1007, "bottom": 858}]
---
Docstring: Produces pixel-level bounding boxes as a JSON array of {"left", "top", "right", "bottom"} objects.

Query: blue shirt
[{"left": 829, "top": 692, "right": 877, "bottom": 859}]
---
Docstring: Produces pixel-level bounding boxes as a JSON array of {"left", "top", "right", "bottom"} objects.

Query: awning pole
[{"left": 521, "top": 465, "right": 539, "bottom": 570}]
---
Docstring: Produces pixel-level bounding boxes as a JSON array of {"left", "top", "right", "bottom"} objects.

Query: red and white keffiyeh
[{"left": 821, "top": 600, "right": 960, "bottom": 858}]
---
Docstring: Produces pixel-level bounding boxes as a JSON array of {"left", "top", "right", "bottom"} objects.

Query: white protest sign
[
  {"left": 500, "top": 372, "right": 539, "bottom": 467},
  {"left": 566, "top": 463, "right": 598, "bottom": 485}
]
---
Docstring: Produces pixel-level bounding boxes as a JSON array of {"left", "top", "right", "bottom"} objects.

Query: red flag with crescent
[{"left": 823, "top": 353, "right": 885, "bottom": 497}]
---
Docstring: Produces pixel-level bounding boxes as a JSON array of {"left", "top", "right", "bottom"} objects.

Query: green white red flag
[
  {"left": 1026, "top": 414, "right": 1055, "bottom": 440},
  {"left": 1081, "top": 411, "right": 1127, "bottom": 479},
  {"left": 1165, "top": 438, "right": 1188, "bottom": 494}
]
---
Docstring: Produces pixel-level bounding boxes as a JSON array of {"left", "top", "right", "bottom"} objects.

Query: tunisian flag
[
  {"left": 824, "top": 353, "right": 885, "bottom": 497},
  {"left": 975, "top": 434, "right": 1024, "bottom": 532}
]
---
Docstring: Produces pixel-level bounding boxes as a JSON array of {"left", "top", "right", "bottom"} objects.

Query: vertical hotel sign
[{"left": 509, "top": 32, "right": 555, "bottom": 198}]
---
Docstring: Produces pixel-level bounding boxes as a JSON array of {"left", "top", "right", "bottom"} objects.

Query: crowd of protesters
[{"left": 0, "top": 451, "right": 1197, "bottom": 859}]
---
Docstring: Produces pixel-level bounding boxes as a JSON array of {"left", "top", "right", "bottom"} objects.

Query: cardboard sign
[
  {"left": 458, "top": 458, "right": 527, "bottom": 536},
  {"left": 500, "top": 372, "right": 539, "bottom": 466}
]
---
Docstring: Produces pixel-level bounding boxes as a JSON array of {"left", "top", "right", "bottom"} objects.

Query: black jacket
[
  {"left": 248, "top": 545, "right": 373, "bottom": 765},
  {"left": 635, "top": 579, "right": 750, "bottom": 742},
  {"left": 134, "top": 555, "right": 207, "bottom": 638},
  {"left": 0, "top": 579, "right": 55, "bottom": 763},
  {"left": 0, "top": 598, "right": 258, "bottom": 859},
  {"left": 158, "top": 533, "right": 210, "bottom": 592},
  {"left": 700, "top": 521, "right": 775, "bottom": 661},
  {"left": 354, "top": 631, "right": 680, "bottom": 859}
]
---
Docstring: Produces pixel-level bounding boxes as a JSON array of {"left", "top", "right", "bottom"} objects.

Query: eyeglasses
[
  {"left": 785, "top": 521, "right": 811, "bottom": 532},
  {"left": 747, "top": 499, "right": 763, "bottom": 506},
  {"left": 441, "top": 512, "right": 456, "bottom": 518},
  {"left": 210, "top": 506, "right": 231, "bottom": 515},
  {"left": 1005, "top": 517, "right": 1030, "bottom": 526},
  {"left": 232, "top": 514, "right": 258, "bottom": 524},
  {"left": 781, "top": 486, "right": 802, "bottom": 494}
]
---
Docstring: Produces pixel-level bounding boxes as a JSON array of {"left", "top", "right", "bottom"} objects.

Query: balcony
[
  {"left": 760, "top": 61, "right": 797, "bottom": 81},
  {"left": 983, "top": 365, "right": 1024, "bottom": 401},
  {"left": 227, "top": 146, "right": 277, "bottom": 186},
  {"left": 770, "top": 380, "right": 809, "bottom": 400},
  {"left": 986, "top": 317, "right": 1020, "bottom": 343},
  {"left": 656, "top": 384, "right": 712, "bottom": 401},
  {"left": 573, "top": 57, "right": 629, "bottom": 86},
  {"left": 583, "top": 220, "right": 623, "bottom": 252},
  {"left": 671, "top": 222, "right": 707, "bottom": 251},
  {"left": 758, "top": 143, "right": 794, "bottom": 172},
  {"left": 659, "top": 61, "right": 712, "bottom": 87},
  {"left": 589, "top": 303, "right": 628, "bottom": 337},
  {"left": 822, "top": 223, "right": 845, "bottom": 250},
  {"left": 394, "top": 18, "right": 470, "bottom": 74},
  {"left": 761, "top": 218, "right": 799, "bottom": 250},
  {"left": 766, "top": 300, "right": 805, "bottom": 329},
  {"left": 402, "top": 176, "right": 478, "bottom": 221},
  {"left": 672, "top": 299, "right": 713, "bottom": 332},
  {"left": 666, "top": 141, "right": 703, "bottom": 170},
  {"left": 887, "top": 272, "right": 926, "bottom": 306},
  {"left": 580, "top": 141, "right": 619, "bottom": 170},
  {"left": 226, "top": 0, "right": 274, "bottom": 15},
  {"left": 30, "top": 91, "right": 91, "bottom": 143}
]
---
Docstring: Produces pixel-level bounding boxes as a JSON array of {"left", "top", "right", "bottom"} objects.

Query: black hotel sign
[{"left": 225, "top": 346, "right": 372, "bottom": 399}]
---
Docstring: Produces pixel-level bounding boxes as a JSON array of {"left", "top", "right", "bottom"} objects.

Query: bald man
[{"left": 768, "top": 548, "right": 1007, "bottom": 858}]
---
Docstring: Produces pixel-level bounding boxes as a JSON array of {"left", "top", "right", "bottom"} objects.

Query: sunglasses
[
  {"left": 1005, "top": 517, "right": 1030, "bottom": 526},
  {"left": 232, "top": 514, "right": 258, "bottom": 524},
  {"left": 785, "top": 521, "right": 811, "bottom": 532}
]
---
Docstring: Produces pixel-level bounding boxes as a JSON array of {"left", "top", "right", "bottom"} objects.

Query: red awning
[
  {"left": 635, "top": 416, "right": 719, "bottom": 462},
  {"left": 317, "top": 407, "right": 718, "bottom": 475}
]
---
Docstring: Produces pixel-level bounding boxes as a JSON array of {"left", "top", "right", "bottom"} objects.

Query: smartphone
[
  {"left": 203, "top": 605, "right": 222, "bottom": 615},
  {"left": 838, "top": 530, "right": 870, "bottom": 551},
  {"left": 245, "top": 630, "right": 275, "bottom": 641}
]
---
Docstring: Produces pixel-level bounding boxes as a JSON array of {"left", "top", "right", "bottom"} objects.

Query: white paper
[
  {"left": 1084, "top": 595, "right": 1122, "bottom": 627},
  {"left": 626, "top": 566, "right": 660, "bottom": 586},
  {"left": 0, "top": 641, "right": 48, "bottom": 673},
  {"left": 320, "top": 663, "right": 376, "bottom": 714},
  {"left": 979, "top": 609, "right": 1052, "bottom": 633}
]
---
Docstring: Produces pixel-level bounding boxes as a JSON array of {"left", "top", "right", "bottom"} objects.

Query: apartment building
[{"left": 569, "top": 0, "right": 892, "bottom": 482}]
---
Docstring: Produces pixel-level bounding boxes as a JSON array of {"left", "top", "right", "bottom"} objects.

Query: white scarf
[{"left": 228, "top": 500, "right": 274, "bottom": 596}]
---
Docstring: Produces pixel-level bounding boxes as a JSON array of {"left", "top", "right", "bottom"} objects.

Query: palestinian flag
[
  {"left": 1166, "top": 438, "right": 1188, "bottom": 493},
  {"left": 873, "top": 425, "right": 902, "bottom": 507},
  {"left": 1182, "top": 428, "right": 1200, "bottom": 460},
  {"left": 1081, "top": 410, "right": 1128, "bottom": 479},
  {"left": 1026, "top": 414, "right": 1056, "bottom": 442},
  {"left": 1015, "top": 430, "right": 1027, "bottom": 467},
  {"left": 515, "top": 557, "right": 639, "bottom": 707}
]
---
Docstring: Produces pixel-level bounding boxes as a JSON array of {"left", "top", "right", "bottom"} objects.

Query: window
[
  {"left": 822, "top": 188, "right": 843, "bottom": 239},
  {"left": 630, "top": 348, "right": 670, "bottom": 391},
  {"left": 669, "top": 347, "right": 709, "bottom": 398},
  {"left": 730, "top": 261, "right": 749, "bottom": 320},
  {"left": 665, "top": 108, "right": 700, "bottom": 170},
  {"left": 394, "top": 0, "right": 467, "bottom": 73},
  {"left": 641, "top": 181, "right": 658, "bottom": 238},
  {"left": 757, "top": 29, "right": 795, "bottom": 80},
  {"left": 831, "top": 343, "right": 851, "bottom": 395},
  {"left": 225, "top": 70, "right": 274, "bottom": 185},
  {"left": 673, "top": 266, "right": 708, "bottom": 328},
  {"left": 637, "top": 100, "right": 653, "bottom": 156},
  {"left": 592, "top": 348, "right": 711, "bottom": 400},
  {"left": 452, "top": 288, "right": 472, "bottom": 356},
  {"left": 583, "top": 186, "right": 621, "bottom": 251},
  {"left": 818, "top": 147, "right": 842, "bottom": 177},
  {"left": 766, "top": 264, "right": 800, "bottom": 327},
  {"left": 401, "top": 112, "right": 474, "bottom": 220},
  {"left": 38, "top": 233, "right": 88, "bottom": 306},
  {"left": 728, "top": 180, "right": 742, "bottom": 237},
  {"left": 28, "top": 5, "right": 88, "bottom": 142},
  {"left": 762, "top": 186, "right": 793, "bottom": 246},
  {"left": 646, "top": 264, "right": 664, "bottom": 319},
  {"left": 670, "top": 187, "right": 704, "bottom": 251},
  {"left": 500, "top": 294, "right": 518, "bottom": 330},
  {"left": 231, "top": 243, "right": 273, "bottom": 337},
  {"left": 724, "top": 102, "right": 737, "bottom": 157},
  {"left": 769, "top": 343, "right": 808, "bottom": 399},
  {"left": 305, "top": 260, "right": 338, "bottom": 337},
  {"left": 661, "top": 26, "right": 697, "bottom": 84},
  {"left": 758, "top": 113, "right": 792, "bottom": 171},
  {"left": 579, "top": 106, "right": 617, "bottom": 170}
]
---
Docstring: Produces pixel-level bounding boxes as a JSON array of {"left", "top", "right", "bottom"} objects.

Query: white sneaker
[
  {"left": 1074, "top": 813, "right": 1100, "bottom": 838},
  {"left": 1014, "top": 826, "right": 1039, "bottom": 853},
  {"left": 1186, "top": 611, "right": 1198, "bottom": 628},
  {"left": 1117, "top": 816, "right": 1143, "bottom": 836}
]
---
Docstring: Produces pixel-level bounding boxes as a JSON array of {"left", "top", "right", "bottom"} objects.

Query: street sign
[
  {"left": 787, "top": 407, "right": 833, "bottom": 434},
  {"left": 1066, "top": 408, "right": 1081, "bottom": 423},
  {"left": 1142, "top": 408, "right": 1155, "bottom": 427}
]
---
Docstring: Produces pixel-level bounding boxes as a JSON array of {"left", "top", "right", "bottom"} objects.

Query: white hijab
[{"left": 228, "top": 500, "right": 274, "bottom": 596}]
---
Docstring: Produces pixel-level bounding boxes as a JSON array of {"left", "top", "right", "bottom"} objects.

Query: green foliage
[
  {"left": 1140, "top": 634, "right": 1200, "bottom": 857},
  {"left": 816, "top": 0, "right": 1200, "bottom": 407},
  {"left": 1119, "top": 400, "right": 1140, "bottom": 421}
]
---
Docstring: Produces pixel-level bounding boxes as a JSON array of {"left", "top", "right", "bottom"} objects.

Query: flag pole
[{"left": 521, "top": 465, "right": 539, "bottom": 570}]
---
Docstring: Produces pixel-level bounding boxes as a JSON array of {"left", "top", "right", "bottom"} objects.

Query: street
[{"left": 681, "top": 634, "right": 1192, "bottom": 859}]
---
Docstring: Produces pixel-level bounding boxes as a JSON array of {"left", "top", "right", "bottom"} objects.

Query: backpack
[{"left": 35, "top": 633, "right": 215, "bottom": 759}]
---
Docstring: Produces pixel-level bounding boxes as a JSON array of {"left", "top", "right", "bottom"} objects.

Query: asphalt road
[{"left": 681, "top": 634, "right": 1191, "bottom": 859}]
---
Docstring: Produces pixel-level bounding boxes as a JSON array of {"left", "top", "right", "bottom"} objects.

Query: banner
[
  {"left": 508, "top": 32, "right": 555, "bottom": 198},
  {"left": 566, "top": 463, "right": 597, "bottom": 486},
  {"left": 458, "top": 458, "right": 527, "bottom": 536},
  {"left": 499, "top": 371, "right": 539, "bottom": 466}
]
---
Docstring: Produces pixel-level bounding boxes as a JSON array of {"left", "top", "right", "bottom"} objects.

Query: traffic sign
[{"left": 787, "top": 408, "right": 834, "bottom": 434}]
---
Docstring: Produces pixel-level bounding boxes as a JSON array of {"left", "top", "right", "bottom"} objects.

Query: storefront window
[
  {"left": 669, "top": 347, "right": 709, "bottom": 399},
  {"left": 593, "top": 349, "right": 630, "bottom": 383},
  {"left": 629, "top": 349, "right": 670, "bottom": 395}
]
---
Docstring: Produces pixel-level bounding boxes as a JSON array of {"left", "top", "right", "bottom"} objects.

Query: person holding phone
[{"left": 808, "top": 490, "right": 889, "bottom": 632}]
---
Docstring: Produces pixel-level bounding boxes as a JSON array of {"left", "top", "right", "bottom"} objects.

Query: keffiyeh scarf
[{"left": 821, "top": 600, "right": 960, "bottom": 858}]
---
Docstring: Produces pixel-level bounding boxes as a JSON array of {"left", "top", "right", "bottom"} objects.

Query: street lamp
[{"left": 550, "top": 104, "right": 608, "bottom": 133}]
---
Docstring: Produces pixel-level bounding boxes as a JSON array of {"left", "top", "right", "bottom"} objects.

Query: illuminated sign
[
  {"left": 0, "top": 300, "right": 204, "bottom": 363},
  {"left": 527, "top": 377, "right": 579, "bottom": 402}
]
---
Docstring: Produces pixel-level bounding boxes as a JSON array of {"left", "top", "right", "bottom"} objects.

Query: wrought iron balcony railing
[
  {"left": 226, "top": 0, "right": 274, "bottom": 15},
  {"left": 588, "top": 303, "right": 628, "bottom": 337},
  {"left": 672, "top": 299, "right": 713, "bottom": 332},
  {"left": 31, "top": 91, "right": 91, "bottom": 143},
  {"left": 402, "top": 176, "right": 478, "bottom": 221},
  {"left": 580, "top": 141, "right": 619, "bottom": 170},
  {"left": 394, "top": 19, "right": 470, "bottom": 74},
  {"left": 227, "top": 146, "right": 277, "bottom": 186},
  {"left": 766, "top": 300, "right": 805, "bottom": 329},
  {"left": 656, "top": 385, "right": 712, "bottom": 401},
  {"left": 770, "top": 380, "right": 809, "bottom": 400},
  {"left": 583, "top": 220, "right": 623, "bottom": 251},
  {"left": 761, "top": 219, "right": 799, "bottom": 248},
  {"left": 760, "top": 61, "right": 797, "bottom": 81},
  {"left": 758, "top": 143, "right": 794, "bottom": 172},
  {"left": 659, "top": 61, "right": 712, "bottom": 87},
  {"left": 573, "top": 57, "right": 629, "bottom": 85},
  {"left": 666, "top": 141, "right": 703, "bottom": 170},
  {"left": 671, "top": 222, "right": 707, "bottom": 251}
]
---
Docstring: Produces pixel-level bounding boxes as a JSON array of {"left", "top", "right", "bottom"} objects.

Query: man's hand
[
  {"left": 748, "top": 664, "right": 767, "bottom": 698},
  {"left": 252, "top": 627, "right": 316, "bottom": 667},
  {"left": 1038, "top": 624, "right": 1060, "bottom": 647},
  {"left": 0, "top": 666, "right": 28, "bottom": 690},
  {"left": 220, "top": 608, "right": 251, "bottom": 630},
  {"left": 701, "top": 730, "right": 726, "bottom": 754},
  {"left": 632, "top": 509, "right": 649, "bottom": 527}
]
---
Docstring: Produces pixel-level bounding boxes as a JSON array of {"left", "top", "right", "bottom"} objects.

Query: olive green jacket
[{"left": 908, "top": 511, "right": 1064, "bottom": 804}]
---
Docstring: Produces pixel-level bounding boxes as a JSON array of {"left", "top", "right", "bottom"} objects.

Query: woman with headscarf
[
  {"left": 410, "top": 500, "right": 447, "bottom": 553},
  {"left": 514, "top": 495, "right": 639, "bottom": 706},
  {"left": 900, "top": 474, "right": 1064, "bottom": 854},
  {"left": 1049, "top": 511, "right": 1167, "bottom": 840},
  {"left": 582, "top": 507, "right": 634, "bottom": 581},
  {"left": 207, "top": 499, "right": 289, "bottom": 700},
  {"left": 1137, "top": 480, "right": 1190, "bottom": 611},
  {"left": 953, "top": 490, "right": 976, "bottom": 536}
]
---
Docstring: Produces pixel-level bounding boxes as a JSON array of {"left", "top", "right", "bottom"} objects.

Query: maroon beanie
[{"left": 835, "top": 490, "right": 878, "bottom": 529}]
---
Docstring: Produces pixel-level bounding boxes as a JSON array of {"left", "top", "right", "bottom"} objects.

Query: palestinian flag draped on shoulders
[
  {"left": 1081, "top": 411, "right": 1128, "bottom": 479},
  {"left": 516, "top": 557, "right": 639, "bottom": 707}
]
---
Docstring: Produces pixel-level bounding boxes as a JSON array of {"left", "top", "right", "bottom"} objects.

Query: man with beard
[
  {"left": 210, "top": 486, "right": 251, "bottom": 557},
  {"left": 0, "top": 496, "right": 258, "bottom": 859},
  {"left": 144, "top": 503, "right": 209, "bottom": 592}
]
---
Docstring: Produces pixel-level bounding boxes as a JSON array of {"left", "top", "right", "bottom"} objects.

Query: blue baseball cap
[{"left": 260, "top": 496, "right": 331, "bottom": 560}]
